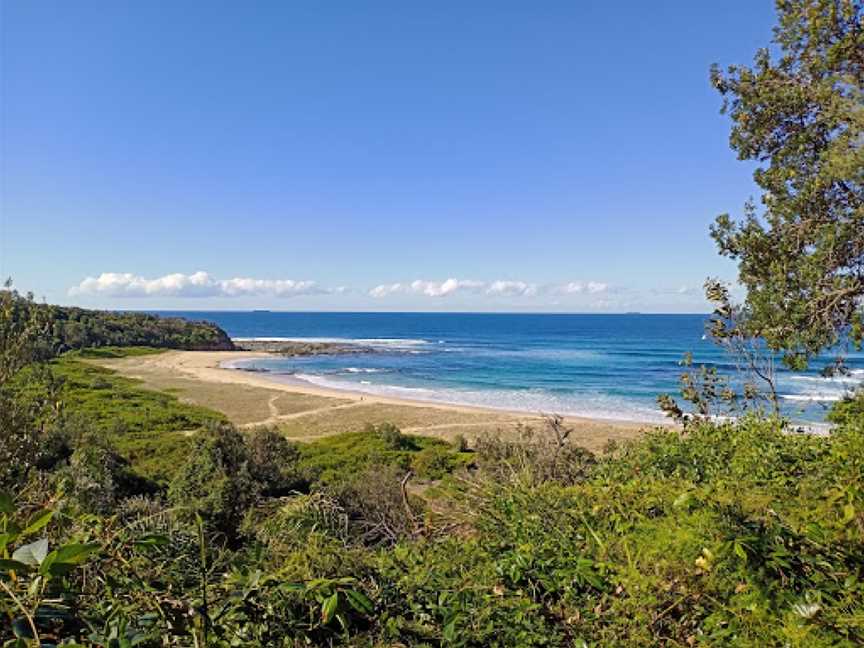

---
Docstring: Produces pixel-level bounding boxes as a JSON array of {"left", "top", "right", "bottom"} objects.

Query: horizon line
[{"left": 112, "top": 308, "right": 713, "bottom": 317}]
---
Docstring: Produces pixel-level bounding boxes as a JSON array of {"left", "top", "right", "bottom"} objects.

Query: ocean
[{"left": 155, "top": 311, "right": 863, "bottom": 424}]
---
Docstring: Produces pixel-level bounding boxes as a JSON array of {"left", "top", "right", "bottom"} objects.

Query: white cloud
[
  {"left": 369, "top": 279, "right": 486, "bottom": 298},
  {"left": 367, "top": 278, "right": 609, "bottom": 299},
  {"left": 556, "top": 281, "right": 608, "bottom": 295},
  {"left": 70, "top": 271, "right": 326, "bottom": 298},
  {"left": 486, "top": 280, "right": 538, "bottom": 297},
  {"left": 410, "top": 279, "right": 485, "bottom": 297},
  {"left": 75, "top": 273, "right": 617, "bottom": 302},
  {"left": 558, "top": 282, "right": 585, "bottom": 294},
  {"left": 368, "top": 283, "right": 403, "bottom": 298}
]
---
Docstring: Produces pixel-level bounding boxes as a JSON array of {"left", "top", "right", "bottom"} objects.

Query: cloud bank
[
  {"left": 367, "top": 278, "right": 608, "bottom": 298},
  {"left": 70, "top": 272, "right": 325, "bottom": 298},
  {"left": 69, "top": 272, "right": 615, "bottom": 303},
  {"left": 557, "top": 281, "right": 609, "bottom": 294}
]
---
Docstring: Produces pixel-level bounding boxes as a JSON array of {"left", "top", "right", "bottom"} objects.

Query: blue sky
[{"left": 1, "top": 1, "right": 776, "bottom": 312}]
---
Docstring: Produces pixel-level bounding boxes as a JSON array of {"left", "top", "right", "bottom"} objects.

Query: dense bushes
[
  {"left": 2, "top": 287, "right": 234, "bottom": 358},
  {"left": 247, "top": 426, "right": 304, "bottom": 496},
  {"left": 3, "top": 410, "right": 862, "bottom": 646},
  {"left": 45, "top": 304, "right": 235, "bottom": 352},
  {"left": 296, "top": 425, "right": 467, "bottom": 487},
  {"left": 167, "top": 423, "right": 261, "bottom": 538},
  {"left": 15, "top": 354, "right": 228, "bottom": 485}
]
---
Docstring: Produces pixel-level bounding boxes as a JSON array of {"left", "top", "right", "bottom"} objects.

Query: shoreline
[
  {"left": 220, "top": 353, "right": 667, "bottom": 425},
  {"left": 89, "top": 350, "right": 658, "bottom": 447}
]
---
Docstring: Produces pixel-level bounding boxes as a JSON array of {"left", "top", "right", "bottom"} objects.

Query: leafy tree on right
[{"left": 708, "top": 0, "right": 863, "bottom": 371}]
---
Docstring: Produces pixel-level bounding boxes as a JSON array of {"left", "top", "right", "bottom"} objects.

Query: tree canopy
[
  {"left": 1, "top": 284, "right": 235, "bottom": 356},
  {"left": 710, "top": 0, "right": 863, "bottom": 368}
]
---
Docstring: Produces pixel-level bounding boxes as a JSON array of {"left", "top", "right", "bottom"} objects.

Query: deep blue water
[{"left": 154, "top": 312, "right": 863, "bottom": 424}]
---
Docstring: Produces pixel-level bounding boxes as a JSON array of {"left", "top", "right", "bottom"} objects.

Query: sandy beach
[{"left": 90, "top": 350, "right": 658, "bottom": 450}]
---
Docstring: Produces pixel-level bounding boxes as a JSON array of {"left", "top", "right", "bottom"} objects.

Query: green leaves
[
  {"left": 321, "top": 592, "right": 339, "bottom": 624},
  {"left": 710, "top": 0, "right": 864, "bottom": 366},
  {"left": 6, "top": 537, "right": 98, "bottom": 576},
  {"left": 22, "top": 508, "right": 53, "bottom": 537},
  {"left": 673, "top": 490, "right": 699, "bottom": 512},
  {"left": 40, "top": 543, "right": 100, "bottom": 576},
  {"left": 0, "top": 558, "right": 30, "bottom": 572},
  {"left": 132, "top": 533, "right": 170, "bottom": 550},
  {"left": 344, "top": 589, "right": 374, "bottom": 615}
]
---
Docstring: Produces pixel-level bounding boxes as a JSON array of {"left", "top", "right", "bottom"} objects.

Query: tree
[
  {"left": 709, "top": 0, "right": 863, "bottom": 370},
  {"left": 168, "top": 423, "right": 260, "bottom": 538},
  {"left": 246, "top": 426, "right": 303, "bottom": 496},
  {"left": 0, "top": 283, "right": 62, "bottom": 490}
]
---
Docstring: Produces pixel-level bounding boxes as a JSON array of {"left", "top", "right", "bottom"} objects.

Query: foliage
[
  {"left": 452, "top": 433, "right": 469, "bottom": 452},
  {"left": 0, "top": 287, "right": 58, "bottom": 492},
  {"left": 828, "top": 389, "right": 864, "bottom": 427},
  {"left": 370, "top": 421, "right": 407, "bottom": 450},
  {"left": 4, "top": 411, "right": 861, "bottom": 646},
  {"left": 57, "top": 431, "right": 158, "bottom": 514},
  {"left": 709, "top": 0, "right": 864, "bottom": 369},
  {"left": 0, "top": 283, "right": 56, "bottom": 378},
  {"left": 2, "top": 283, "right": 234, "bottom": 358},
  {"left": 657, "top": 345, "right": 780, "bottom": 426},
  {"left": 14, "top": 355, "right": 228, "bottom": 484},
  {"left": 296, "top": 427, "right": 455, "bottom": 487},
  {"left": 411, "top": 444, "right": 461, "bottom": 480},
  {"left": 69, "top": 346, "right": 166, "bottom": 359},
  {"left": 246, "top": 426, "right": 303, "bottom": 496},
  {"left": 474, "top": 415, "right": 596, "bottom": 486},
  {"left": 327, "top": 463, "right": 423, "bottom": 547},
  {"left": 168, "top": 423, "right": 261, "bottom": 539},
  {"left": 46, "top": 303, "right": 235, "bottom": 354}
]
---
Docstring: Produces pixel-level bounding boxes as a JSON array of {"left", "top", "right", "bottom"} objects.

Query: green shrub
[
  {"left": 246, "top": 426, "right": 303, "bottom": 496},
  {"left": 59, "top": 434, "right": 156, "bottom": 514},
  {"left": 14, "top": 356, "right": 228, "bottom": 483},
  {"left": 168, "top": 423, "right": 259, "bottom": 538},
  {"left": 297, "top": 428, "right": 447, "bottom": 487},
  {"left": 327, "top": 463, "right": 421, "bottom": 546},
  {"left": 370, "top": 421, "right": 406, "bottom": 450},
  {"left": 828, "top": 389, "right": 864, "bottom": 430},
  {"left": 452, "top": 433, "right": 469, "bottom": 452},
  {"left": 474, "top": 419, "right": 596, "bottom": 486},
  {"left": 411, "top": 445, "right": 458, "bottom": 480}
]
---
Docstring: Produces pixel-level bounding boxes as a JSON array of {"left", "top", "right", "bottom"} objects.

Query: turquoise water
[{"left": 157, "top": 312, "right": 863, "bottom": 424}]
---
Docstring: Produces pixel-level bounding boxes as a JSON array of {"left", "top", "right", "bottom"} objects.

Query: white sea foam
[
  {"left": 232, "top": 336, "right": 431, "bottom": 349},
  {"left": 781, "top": 368, "right": 863, "bottom": 405},
  {"left": 282, "top": 372, "right": 666, "bottom": 423},
  {"left": 471, "top": 348, "right": 607, "bottom": 362},
  {"left": 292, "top": 373, "right": 434, "bottom": 395},
  {"left": 789, "top": 374, "right": 863, "bottom": 385},
  {"left": 219, "top": 358, "right": 258, "bottom": 370},
  {"left": 781, "top": 393, "right": 843, "bottom": 402},
  {"left": 343, "top": 367, "right": 385, "bottom": 374}
]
